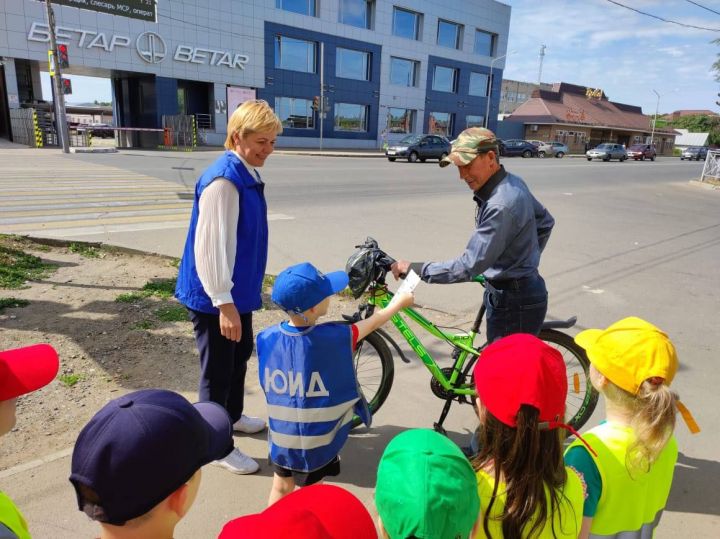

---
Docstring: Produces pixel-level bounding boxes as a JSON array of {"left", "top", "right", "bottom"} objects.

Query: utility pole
[
  {"left": 45, "top": 0, "right": 70, "bottom": 153},
  {"left": 319, "top": 41, "right": 324, "bottom": 151},
  {"left": 537, "top": 44, "right": 546, "bottom": 85}
]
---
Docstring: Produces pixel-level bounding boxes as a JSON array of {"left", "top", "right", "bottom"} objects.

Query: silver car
[
  {"left": 529, "top": 140, "right": 569, "bottom": 158},
  {"left": 586, "top": 143, "right": 627, "bottom": 162}
]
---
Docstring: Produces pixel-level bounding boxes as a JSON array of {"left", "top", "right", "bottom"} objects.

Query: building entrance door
[{"left": 0, "top": 65, "right": 11, "bottom": 140}]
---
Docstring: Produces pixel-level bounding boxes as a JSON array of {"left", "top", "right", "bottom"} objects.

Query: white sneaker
[
  {"left": 233, "top": 414, "right": 267, "bottom": 434},
  {"left": 212, "top": 447, "right": 259, "bottom": 475}
]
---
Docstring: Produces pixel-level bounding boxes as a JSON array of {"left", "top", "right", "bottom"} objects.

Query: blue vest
[
  {"left": 257, "top": 322, "right": 371, "bottom": 472},
  {"left": 175, "top": 151, "right": 268, "bottom": 314}
]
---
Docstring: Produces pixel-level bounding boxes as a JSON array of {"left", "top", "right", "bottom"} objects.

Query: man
[
  {"left": 1, "top": 343, "right": 60, "bottom": 539},
  {"left": 392, "top": 127, "right": 554, "bottom": 342}
]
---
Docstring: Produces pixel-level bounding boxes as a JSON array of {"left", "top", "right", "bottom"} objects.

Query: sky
[
  {"left": 501, "top": 0, "right": 720, "bottom": 115},
  {"left": 43, "top": 0, "right": 720, "bottom": 115}
]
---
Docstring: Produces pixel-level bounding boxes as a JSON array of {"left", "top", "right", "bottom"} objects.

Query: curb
[
  {"left": 69, "top": 147, "right": 118, "bottom": 154},
  {"left": 688, "top": 180, "right": 720, "bottom": 190},
  {"left": 273, "top": 150, "right": 385, "bottom": 158}
]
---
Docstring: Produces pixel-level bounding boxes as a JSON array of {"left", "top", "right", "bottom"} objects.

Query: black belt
[{"left": 486, "top": 274, "right": 537, "bottom": 290}]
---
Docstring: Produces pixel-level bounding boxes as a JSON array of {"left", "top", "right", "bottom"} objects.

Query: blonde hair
[
  {"left": 603, "top": 379, "right": 678, "bottom": 475},
  {"left": 224, "top": 99, "right": 283, "bottom": 150}
]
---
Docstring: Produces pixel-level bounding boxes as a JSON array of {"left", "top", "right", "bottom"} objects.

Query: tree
[
  {"left": 714, "top": 38, "right": 720, "bottom": 82},
  {"left": 669, "top": 114, "right": 720, "bottom": 146}
]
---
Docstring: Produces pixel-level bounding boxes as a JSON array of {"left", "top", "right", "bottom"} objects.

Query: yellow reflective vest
[
  {"left": 0, "top": 492, "right": 30, "bottom": 539},
  {"left": 473, "top": 466, "right": 584, "bottom": 538},
  {"left": 566, "top": 422, "right": 677, "bottom": 539}
]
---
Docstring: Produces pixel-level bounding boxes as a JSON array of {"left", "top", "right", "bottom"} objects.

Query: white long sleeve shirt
[{"left": 194, "top": 153, "right": 260, "bottom": 307}]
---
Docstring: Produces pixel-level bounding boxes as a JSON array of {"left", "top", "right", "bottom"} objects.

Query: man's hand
[
  {"left": 391, "top": 260, "right": 411, "bottom": 280},
  {"left": 218, "top": 303, "right": 242, "bottom": 342}
]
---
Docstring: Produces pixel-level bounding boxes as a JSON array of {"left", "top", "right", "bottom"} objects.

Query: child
[
  {"left": 565, "top": 317, "right": 699, "bottom": 539},
  {"left": 219, "top": 484, "right": 377, "bottom": 538},
  {"left": 69, "top": 388, "right": 234, "bottom": 539},
  {"left": 0, "top": 344, "right": 59, "bottom": 539},
  {"left": 375, "top": 428, "right": 480, "bottom": 539},
  {"left": 472, "top": 333, "right": 586, "bottom": 539},
  {"left": 257, "top": 261, "right": 414, "bottom": 505}
]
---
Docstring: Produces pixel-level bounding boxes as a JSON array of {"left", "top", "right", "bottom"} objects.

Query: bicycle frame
[{"left": 366, "top": 284, "right": 482, "bottom": 398}]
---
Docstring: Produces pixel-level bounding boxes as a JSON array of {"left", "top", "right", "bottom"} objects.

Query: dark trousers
[
  {"left": 188, "top": 309, "right": 253, "bottom": 423},
  {"left": 483, "top": 274, "right": 548, "bottom": 343}
]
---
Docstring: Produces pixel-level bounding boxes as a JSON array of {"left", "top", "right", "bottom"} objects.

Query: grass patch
[
  {"left": 68, "top": 243, "right": 103, "bottom": 258},
  {"left": 132, "top": 319, "right": 154, "bottom": 330},
  {"left": 0, "top": 245, "right": 58, "bottom": 289},
  {"left": 115, "top": 292, "right": 146, "bottom": 303},
  {"left": 168, "top": 257, "right": 181, "bottom": 269},
  {"left": 142, "top": 278, "right": 176, "bottom": 299},
  {"left": 0, "top": 297, "right": 30, "bottom": 312},
  {"left": 263, "top": 274, "right": 276, "bottom": 290},
  {"left": 58, "top": 373, "right": 83, "bottom": 387},
  {"left": 154, "top": 303, "right": 188, "bottom": 322}
]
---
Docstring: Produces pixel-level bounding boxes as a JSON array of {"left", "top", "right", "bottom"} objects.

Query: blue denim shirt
[{"left": 414, "top": 166, "right": 554, "bottom": 283}]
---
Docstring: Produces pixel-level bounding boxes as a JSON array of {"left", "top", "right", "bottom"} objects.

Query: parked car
[
  {"left": 78, "top": 123, "right": 115, "bottom": 138},
  {"left": 386, "top": 134, "right": 451, "bottom": 163},
  {"left": 626, "top": 144, "right": 656, "bottom": 161},
  {"left": 680, "top": 146, "right": 708, "bottom": 161},
  {"left": 586, "top": 143, "right": 627, "bottom": 162},
  {"left": 499, "top": 139, "right": 538, "bottom": 158},
  {"left": 529, "top": 140, "right": 569, "bottom": 158}
]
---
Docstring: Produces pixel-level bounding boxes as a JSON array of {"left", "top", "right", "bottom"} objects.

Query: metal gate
[
  {"left": 160, "top": 115, "right": 197, "bottom": 151},
  {"left": 700, "top": 150, "right": 720, "bottom": 185}
]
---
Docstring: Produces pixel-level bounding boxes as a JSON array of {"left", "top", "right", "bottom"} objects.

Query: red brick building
[{"left": 505, "top": 83, "right": 678, "bottom": 155}]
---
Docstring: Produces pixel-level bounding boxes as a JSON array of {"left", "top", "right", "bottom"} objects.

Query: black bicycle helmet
[{"left": 345, "top": 247, "right": 377, "bottom": 299}]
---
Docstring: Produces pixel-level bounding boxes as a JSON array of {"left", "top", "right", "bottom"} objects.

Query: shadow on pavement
[{"left": 666, "top": 452, "right": 720, "bottom": 516}]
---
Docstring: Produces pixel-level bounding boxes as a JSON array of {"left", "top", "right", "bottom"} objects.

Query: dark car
[
  {"left": 499, "top": 139, "right": 538, "bottom": 158},
  {"left": 680, "top": 146, "right": 708, "bottom": 161},
  {"left": 78, "top": 123, "right": 115, "bottom": 138},
  {"left": 386, "top": 134, "right": 451, "bottom": 163},
  {"left": 626, "top": 144, "right": 656, "bottom": 161}
]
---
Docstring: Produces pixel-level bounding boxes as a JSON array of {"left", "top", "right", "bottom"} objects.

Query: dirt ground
[{"left": 0, "top": 236, "right": 370, "bottom": 470}]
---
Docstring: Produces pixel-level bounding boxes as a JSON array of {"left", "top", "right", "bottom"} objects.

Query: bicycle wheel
[
  {"left": 539, "top": 329, "right": 599, "bottom": 430},
  {"left": 351, "top": 331, "right": 395, "bottom": 428}
]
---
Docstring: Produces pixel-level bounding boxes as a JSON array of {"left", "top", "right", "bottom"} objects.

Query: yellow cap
[{"left": 575, "top": 317, "right": 678, "bottom": 395}]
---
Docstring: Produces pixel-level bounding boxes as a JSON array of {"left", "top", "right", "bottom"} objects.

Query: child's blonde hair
[
  {"left": 224, "top": 99, "right": 283, "bottom": 150},
  {"left": 602, "top": 377, "right": 678, "bottom": 475}
]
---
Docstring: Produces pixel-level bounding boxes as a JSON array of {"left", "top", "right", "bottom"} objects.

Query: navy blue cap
[
  {"left": 271, "top": 262, "right": 349, "bottom": 314},
  {"left": 69, "top": 389, "right": 233, "bottom": 525}
]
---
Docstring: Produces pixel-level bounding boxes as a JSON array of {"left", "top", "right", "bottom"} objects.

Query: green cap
[
  {"left": 439, "top": 127, "right": 499, "bottom": 168},
  {"left": 375, "top": 429, "right": 479, "bottom": 539}
]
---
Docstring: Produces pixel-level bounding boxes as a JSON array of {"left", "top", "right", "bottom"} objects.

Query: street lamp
[
  {"left": 485, "top": 50, "right": 516, "bottom": 128},
  {"left": 649, "top": 88, "right": 678, "bottom": 146}
]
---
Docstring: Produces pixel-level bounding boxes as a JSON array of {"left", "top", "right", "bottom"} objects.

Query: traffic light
[
  {"left": 57, "top": 44, "right": 69, "bottom": 69},
  {"left": 62, "top": 78, "right": 72, "bottom": 95},
  {"left": 312, "top": 96, "right": 320, "bottom": 111}
]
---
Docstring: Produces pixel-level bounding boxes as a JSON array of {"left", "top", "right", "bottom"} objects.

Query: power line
[
  {"left": 604, "top": 0, "right": 720, "bottom": 32},
  {"left": 685, "top": 0, "right": 720, "bottom": 17}
]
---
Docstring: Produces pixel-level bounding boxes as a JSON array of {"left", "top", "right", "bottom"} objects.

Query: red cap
[
  {"left": 219, "top": 484, "right": 377, "bottom": 539},
  {"left": 0, "top": 344, "right": 59, "bottom": 401},
  {"left": 474, "top": 334, "right": 566, "bottom": 426}
]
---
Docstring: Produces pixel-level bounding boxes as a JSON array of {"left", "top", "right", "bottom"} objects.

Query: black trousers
[{"left": 188, "top": 309, "right": 253, "bottom": 424}]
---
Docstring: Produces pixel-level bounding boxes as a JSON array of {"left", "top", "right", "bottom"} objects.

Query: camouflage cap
[{"left": 439, "top": 127, "right": 499, "bottom": 168}]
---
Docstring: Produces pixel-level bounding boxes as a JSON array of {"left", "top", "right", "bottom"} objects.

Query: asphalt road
[{"left": 2, "top": 150, "right": 718, "bottom": 537}]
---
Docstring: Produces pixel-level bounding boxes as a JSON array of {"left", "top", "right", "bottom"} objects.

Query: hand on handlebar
[{"left": 390, "top": 260, "right": 410, "bottom": 280}]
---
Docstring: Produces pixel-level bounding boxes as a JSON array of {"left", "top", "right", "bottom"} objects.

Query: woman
[
  {"left": 176, "top": 99, "right": 283, "bottom": 475},
  {"left": 472, "top": 333, "right": 586, "bottom": 539}
]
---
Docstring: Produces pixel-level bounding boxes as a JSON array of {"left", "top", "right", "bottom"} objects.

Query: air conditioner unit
[{"left": 530, "top": 124, "right": 538, "bottom": 132}]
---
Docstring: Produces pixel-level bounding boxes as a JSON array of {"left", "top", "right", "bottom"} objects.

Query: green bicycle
[{"left": 344, "top": 237, "right": 598, "bottom": 433}]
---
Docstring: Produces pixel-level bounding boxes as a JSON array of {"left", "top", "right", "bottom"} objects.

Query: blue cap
[
  {"left": 271, "top": 262, "right": 349, "bottom": 314},
  {"left": 69, "top": 389, "right": 233, "bottom": 525}
]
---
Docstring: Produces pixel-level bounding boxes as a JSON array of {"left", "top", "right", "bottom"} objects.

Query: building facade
[
  {"left": 505, "top": 83, "right": 678, "bottom": 155},
  {"left": 499, "top": 79, "right": 551, "bottom": 115},
  {"left": 0, "top": 0, "right": 511, "bottom": 147}
]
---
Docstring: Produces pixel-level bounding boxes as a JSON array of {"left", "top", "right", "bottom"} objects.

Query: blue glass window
[
  {"left": 474, "top": 29, "right": 496, "bottom": 56},
  {"left": 334, "top": 103, "right": 368, "bottom": 132},
  {"left": 429, "top": 112, "right": 453, "bottom": 136},
  {"left": 339, "top": 0, "right": 372, "bottom": 29},
  {"left": 432, "top": 65, "right": 457, "bottom": 93},
  {"left": 389, "top": 57, "right": 419, "bottom": 87},
  {"left": 275, "top": 97, "right": 315, "bottom": 129},
  {"left": 469, "top": 72, "right": 489, "bottom": 96},
  {"left": 275, "top": 35, "right": 316, "bottom": 73},
  {"left": 276, "top": 0, "right": 316, "bottom": 16},
  {"left": 336, "top": 47, "right": 370, "bottom": 81},
  {"left": 393, "top": 7, "right": 421, "bottom": 40},
  {"left": 437, "top": 20, "right": 461, "bottom": 49},
  {"left": 388, "top": 108, "right": 416, "bottom": 133},
  {"left": 466, "top": 115, "right": 485, "bottom": 128}
]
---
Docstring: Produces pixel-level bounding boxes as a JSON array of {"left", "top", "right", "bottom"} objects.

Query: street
[{"left": 0, "top": 149, "right": 718, "bottom": 537}]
